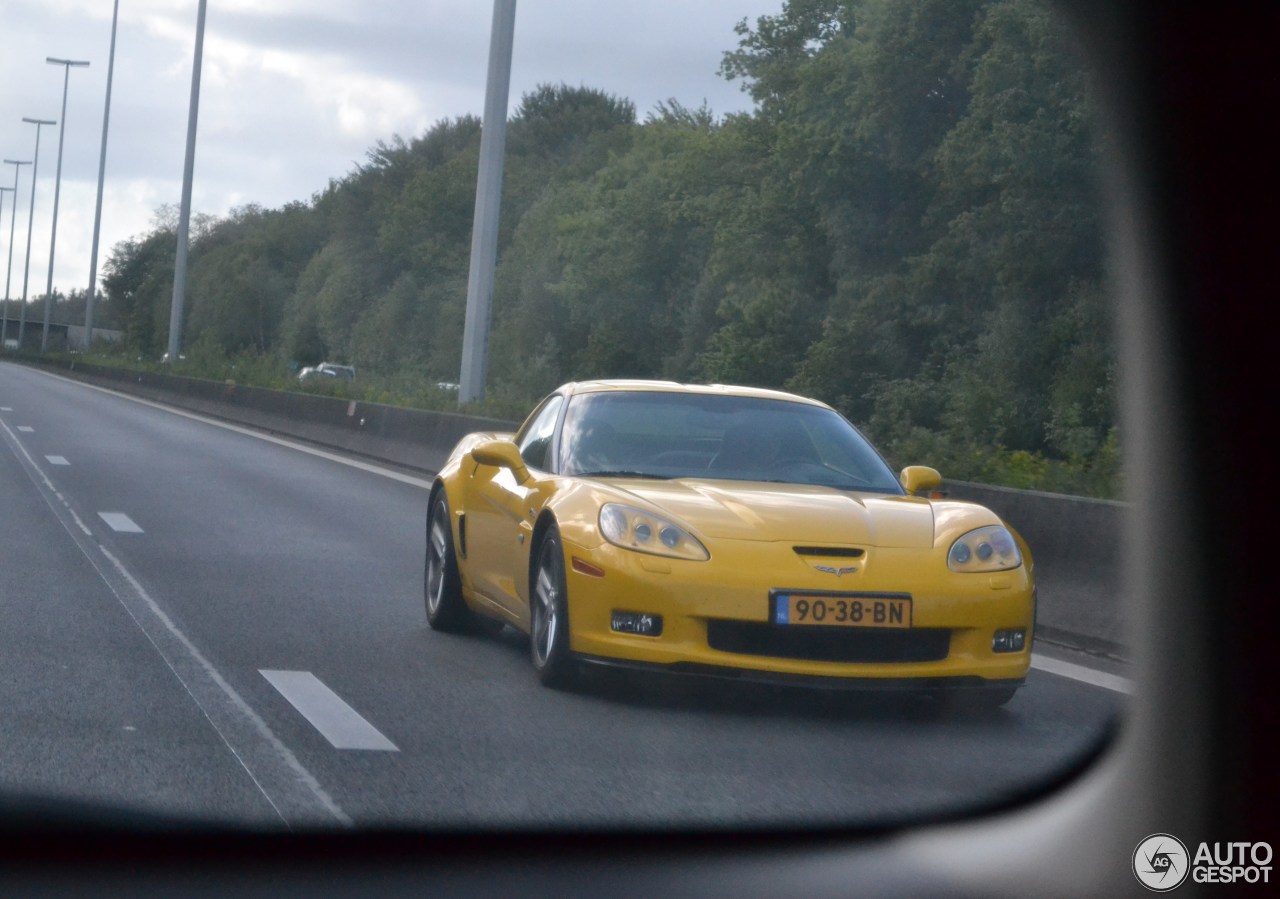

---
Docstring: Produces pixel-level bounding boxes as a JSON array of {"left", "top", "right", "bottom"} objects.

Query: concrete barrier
[
  {"left": 39, "top": 358, "right": 518, "bottom": 475},
  {"left": 12, "top": 356, "right": 1127, "bottom": 658}
]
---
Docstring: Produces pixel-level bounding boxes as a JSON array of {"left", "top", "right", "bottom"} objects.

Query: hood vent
[{"left": 792, "top": 546, "right": 865, "bottom": 558}]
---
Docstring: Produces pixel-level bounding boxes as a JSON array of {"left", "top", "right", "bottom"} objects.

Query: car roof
[{"left": 559, "top": 379, "right": 831, "bottom": 410}]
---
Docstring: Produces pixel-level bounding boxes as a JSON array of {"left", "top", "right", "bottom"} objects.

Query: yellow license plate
[{"left": 773, "top": 594, "right": 911, "bottom": 629}]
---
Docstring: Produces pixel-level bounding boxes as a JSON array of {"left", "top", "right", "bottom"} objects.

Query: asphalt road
[{"left": 0, "top": 361, "right": 1125, "bottom": 830}]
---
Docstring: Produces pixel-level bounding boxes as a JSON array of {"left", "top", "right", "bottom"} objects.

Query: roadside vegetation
[{"left": 38, "top": 0, "right": 1118, "bottom": 497}]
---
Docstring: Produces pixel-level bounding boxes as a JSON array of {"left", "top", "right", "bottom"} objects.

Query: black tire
[
  {"left": 530, "top": 527, "right": 577, "bottom": 688},
  {"left": 424, "top": 492, "right": 470, "bottom": 632}
]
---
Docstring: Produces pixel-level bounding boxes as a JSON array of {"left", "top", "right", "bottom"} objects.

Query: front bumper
[
  {"left": 561, "top": 536, "right": 1034, "bottom": 684},
  {"left": 577, "top": 654, "right": 1026, "bottom": 693}
]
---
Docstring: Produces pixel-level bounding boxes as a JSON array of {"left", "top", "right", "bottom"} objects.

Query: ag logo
[{"left": 1133, "top": 834, "right": 1190, "bottom": 891}]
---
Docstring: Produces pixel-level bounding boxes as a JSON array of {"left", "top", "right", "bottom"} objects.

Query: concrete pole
[
  {"left": 0, "top": 187, "right": 10, "bottom": 345},
  {"left": 19, "top": 118, "right": 55, "bottom": 349},
  {"left": 168, "top": 0, "right": 208, "bottom": 363},
  {"left": 43, "top": 58, "right": 91, "bottom": 352},
  {"left": 1, "top": 160, "right": 30, "bottom": 349},
  {"left": 85, "top": 0, "right": 121, "bottom": 352},
  {"left": 458, "top": 0, "right": 517, "bottom": 404}
]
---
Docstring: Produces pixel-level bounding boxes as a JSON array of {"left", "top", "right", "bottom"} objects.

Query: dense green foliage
[{"left": 87, "top": 0, "right": 1117, "bottom": 496}]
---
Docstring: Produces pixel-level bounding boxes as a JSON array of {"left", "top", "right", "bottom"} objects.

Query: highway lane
[
  {"left": 0, "top": 360, "right": 1125, "bottom": 829},
  {"left": 0, "top": 384, "right": 280, "bottom": 823}
]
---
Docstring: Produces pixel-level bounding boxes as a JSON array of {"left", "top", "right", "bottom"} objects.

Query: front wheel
[
  {"left": 530, "top": 527, "right": 577, "bottom": 688},
  {"left": 424, "top": 493, "right": 470, "bottom": 632}
]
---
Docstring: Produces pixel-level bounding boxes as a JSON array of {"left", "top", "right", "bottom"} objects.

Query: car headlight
[
  {"left": 599, "top": 504, "right": 710, "bottom": 561},
  {"left": 947, "top": 525, "right": 1021, "bottom": 572}
]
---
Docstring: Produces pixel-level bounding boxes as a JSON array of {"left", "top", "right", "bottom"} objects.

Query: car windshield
[{"left": 560, "top": 391, "right": 903, "bottom": 493}]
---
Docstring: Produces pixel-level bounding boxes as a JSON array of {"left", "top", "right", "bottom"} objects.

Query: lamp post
[
  {"left": 459, "top": 0, "right": 518, "bottom": 404},
  {"left": 2, "top": 160, "right": 30, "bottom": 350},
  {"left": 18, "top": 118, "right": 55, "bottom": 349},
  {"left": 0, "top": 186, "right": 12, "bottom": 347},
  {"left": 42, "top": 57, "right": 91, "bottom": 352},
  {"left": 168, "top": 0, "right": 209, "bottom": 363},
  {"left": 85, "top": 0, "right": 121, "bottom": 351}
]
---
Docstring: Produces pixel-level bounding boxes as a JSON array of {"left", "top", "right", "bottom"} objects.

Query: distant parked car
[{"left": 299, "top": 362, "right": 356, "bottom": 382}]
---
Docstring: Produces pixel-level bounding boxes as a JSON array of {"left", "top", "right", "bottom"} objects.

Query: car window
[{"left": 517, "top": 393, "right": 564, "bottom": 470}]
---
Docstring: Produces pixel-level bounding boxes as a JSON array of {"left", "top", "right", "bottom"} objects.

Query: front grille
[{"left": 706, "top": 620, "right": 950, "bottom": 664}]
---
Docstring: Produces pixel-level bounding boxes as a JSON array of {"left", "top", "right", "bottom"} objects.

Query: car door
[{"left": 463, "top": 394, "right": 564, "bottom": 616}]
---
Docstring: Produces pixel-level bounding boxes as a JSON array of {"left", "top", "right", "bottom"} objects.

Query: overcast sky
[{"left": 0, "top": 0, "right": 779, "bottom": 300}]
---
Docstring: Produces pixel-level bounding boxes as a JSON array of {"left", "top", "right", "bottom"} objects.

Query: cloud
[{"left": 2, "top": 0, "right": 773, "bottom": 295}]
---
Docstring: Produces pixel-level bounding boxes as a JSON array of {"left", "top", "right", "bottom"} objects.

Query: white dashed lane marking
[
  {"left": 45, "top": 455, "right": 70, "bottom": 466},
  {"left": 1, "top": 397, "right": 347, "bottom": 824},
  {"left": 1031, "top": 654, "right": 1134, "bottom": 695},
  {"left": 1, "top": 406, "right": 13, "bottom": 411},
  {"left": 98, "top": 512, "right": 144, "bottom": 533},
  {"left": 261, "top": 670, "right": 399, "bottom": 751},
  {"left": 16, "top": 426, "right": 33, "bottom": 432}
]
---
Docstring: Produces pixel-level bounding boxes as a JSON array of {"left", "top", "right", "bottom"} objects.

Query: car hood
[{"left": 608, "top": 479, "right": 937, "bottom": 548}]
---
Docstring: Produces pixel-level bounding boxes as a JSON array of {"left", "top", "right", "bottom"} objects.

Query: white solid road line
[
  {"left": 1031, "top": 654, "right": 1134, "bottom": 695},
  {"left": 260, "top": 670, "right": 399, "bottom": 752},
  {"left": 45, "top": 455, "right": 70, "bottom": 466},
  {"left": 98, "top": 512, "right": 144, "bottom": 533},
  {"left": 26, "top": 367, "right": 435, "bottom": 490}
]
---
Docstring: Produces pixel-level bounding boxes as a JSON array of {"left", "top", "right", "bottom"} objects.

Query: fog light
[
  {"left": 611, "top": 611, "right": 663, "bottom": 636},
  {"left": 992, "top": 629, "right": 1026, "bottom": 653}
]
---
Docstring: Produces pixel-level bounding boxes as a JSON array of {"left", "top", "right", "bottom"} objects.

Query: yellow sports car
[{"left": 425, "top": 380, "right": 1033, "bottom": 706}]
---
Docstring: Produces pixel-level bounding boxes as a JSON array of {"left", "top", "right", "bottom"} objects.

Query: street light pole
[
  {"left": 0, "top": 186, "right": 12, "bottom": 347},
  {"left": 43, "top": 57, "right": 91, "bottom": 352},
  {"left": 458, "top": 0, "right": 518, "bottom": 404},
  {"left": 18, "top": 118, "right": 55, "bottom": 349},
  {"left": 1, "top": 160, "right": 31, "bottom": 350},
  {"left": 85, "top": 0, "right": 121, "bottom": 351},
  {"left": 168, "top": 0, "right": 209, "bottom": 363}
]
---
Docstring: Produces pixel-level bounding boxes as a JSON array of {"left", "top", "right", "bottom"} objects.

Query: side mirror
[
  {"left": 900, "top": 465, "right": 942, "bottom": 496},
  {"left": 472, "top": 438, "right": 530, "bottom": 481}
]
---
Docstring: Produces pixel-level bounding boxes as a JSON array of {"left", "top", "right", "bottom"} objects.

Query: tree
[
  {"left": 87, "top": 0, "right": 1116, "bottom": 495},
  {"left": 508, "top": 83, "right": 636, "bottom": 163},
  {"left": 184, "top": 203, "right": 325, "bottom": 354},
  {"left": 101, "top": 227, "right": 177, "bottom": 356}
]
